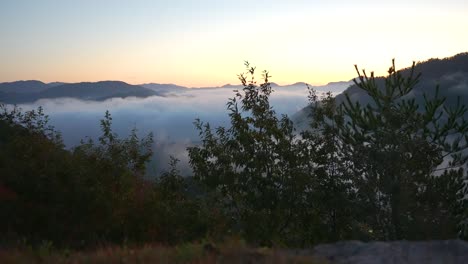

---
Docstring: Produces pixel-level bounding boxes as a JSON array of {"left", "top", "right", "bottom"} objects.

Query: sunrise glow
[{"left": 1, "top": 0, "right": 467, "bottom": 86}]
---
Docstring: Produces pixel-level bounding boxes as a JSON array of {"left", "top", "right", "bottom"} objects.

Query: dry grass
[{"left": 0, "top": 240, "right": 329, "bottom": 264}]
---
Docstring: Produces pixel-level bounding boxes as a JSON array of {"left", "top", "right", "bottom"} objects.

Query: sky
[{"left": 1, "top": 0, "right": 467, "bottom": 87}]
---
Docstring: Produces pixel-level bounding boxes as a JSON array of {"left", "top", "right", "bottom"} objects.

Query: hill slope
[{"left": 292, "top": 52, "right": 468, "bottom": 130}]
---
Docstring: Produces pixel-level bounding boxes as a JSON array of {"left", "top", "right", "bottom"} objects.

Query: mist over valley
[
  {"left": 3, "top": 53, "right": 468, "bottom": 174},
  {"left": 1, "top": 80, "right": 352, "bottom": 174}
]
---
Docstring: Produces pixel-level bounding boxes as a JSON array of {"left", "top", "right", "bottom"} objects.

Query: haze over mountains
[
  {"left": 0, "top": 78, "right": 353, "bottom": 173},
  {"left": 0, "top": 81, "right": 159, "bottom": 104},
  {"left": 1, "top": 52, "right": 467, "bottom": 173},
  {"left": 0, "top": 80, "right": 352, "bottom": 104}
]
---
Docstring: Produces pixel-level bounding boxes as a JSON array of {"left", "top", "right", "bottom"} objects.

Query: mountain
[
  {"left": 317, "top": 81, "right": 354, "bottom": 93},
  {"left": 292, "top": 52, "right": 468, "bottom": 130},
  {"left": 0, "top": 81, "right": 160, "bottom": 104},
  {"left": 0, "top": 79, "right": 354, "bottom": 105},
  {"left": 216, "top": 81, "right": 352, "bottom": 93},
  {"left": 140, "top": 83, "right": 188, "bottom": 95},
  {"left": 274, "top": 81, "right": 353, "bottom": 93},
  {"left": 0, "top": 80, "right": 50, "bottom": 94},
  {"left": 47, "top": 82, "right": 68, "bottom": 87},
  {"left": 220, "top": 84, "right": 243, "bottom": 89},
  {"left": 39, "top": 81, "right": 158, "bottom": 100}
]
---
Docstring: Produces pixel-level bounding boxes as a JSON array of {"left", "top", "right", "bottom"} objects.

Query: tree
[
  {"left": 151, "top": 157, "right": 210, "bottom": 244},
  {"left": 0, "top": 106, "right": 158, "bottom": 246},
  {"left": 71, "top": 110, "right": 154, "bottom": 243},
  {"left": 301, "top": 90, "right": 357, "bottom": 241},
  {"left": 188, "top": 63, "right": 315, "bottom": 245},
  {"left": 339, "top": 60, "right": 468, "bottom": 240}
]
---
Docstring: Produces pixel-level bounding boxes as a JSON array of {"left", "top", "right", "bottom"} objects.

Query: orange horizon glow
[{"left": 1, "top": 1, "right": 467, "bottom": 87}]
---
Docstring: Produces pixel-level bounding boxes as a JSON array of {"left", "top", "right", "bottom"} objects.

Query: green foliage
[
  {"left": 0, "top": 104, "right": 62, "bottom": 145},
  {"left": 339, "top": 60, "right": 468, "bottom": 240},
  {"left": 1, "top": 58, "right": 467, "bottom": 249},
  {"left": 189, "top": 63, "right": 318, "bottom": 246},
  {"left": 0, "top": 104, "right": 75, "bottom": 245},
  {"left": 301, "top": 90, "right": 357, "bottom": 241},
  {"left": 75, "top": 110, "right": 153, "bottom": 177},
  {"left": 68, "top": 110, "right": 155, "bottom": 244},
  {"left": 0, "top": 105, "right": 207, "bottom": 247},
  {"left": 189, "top": 60, "right": 468, "bottom": 244},
  {"left": 152, "top": 157, "right": 210, "bottom": 244}
]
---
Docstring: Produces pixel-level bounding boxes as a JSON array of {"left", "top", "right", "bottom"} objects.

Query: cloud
[{"left": 10, "top": 85, "right": 323, "bottom": 175}]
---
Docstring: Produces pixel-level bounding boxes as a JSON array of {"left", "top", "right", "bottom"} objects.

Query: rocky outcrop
[{"left": 312, "top": 240, "right": 468, "bottom": 264}]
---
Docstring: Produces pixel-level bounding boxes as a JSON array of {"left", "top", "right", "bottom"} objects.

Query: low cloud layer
[{"left": 9, "top": 84, "right": 348, "bottom": 175}]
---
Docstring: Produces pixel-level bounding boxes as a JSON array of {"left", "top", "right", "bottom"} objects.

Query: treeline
[
  {"left": 0, "top": 108, "right": 213, "bottom": 248},
  {"left": 0, "top": 61, "right": 467, "bottom": 248}
]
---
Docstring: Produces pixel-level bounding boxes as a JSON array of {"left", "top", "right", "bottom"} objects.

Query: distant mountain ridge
[
  {"left": 0, "top": 79, "right": 353, "bottom": 104},
  {"left": 0, "top": 81, "right": 161, "bottom": 104},
  {"left": 0, "top": 80, "right": 50, "bottom": 94},
  {"left": 140, "top": 83, "right": 188, "bottom": 94},
  {"left": 39, "top": 81, "right": 157, "bottom": 101}
]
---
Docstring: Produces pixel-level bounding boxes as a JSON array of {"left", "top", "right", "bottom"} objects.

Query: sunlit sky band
[{"left": 1, "top": 0, "right": 467, "bottom": 87}]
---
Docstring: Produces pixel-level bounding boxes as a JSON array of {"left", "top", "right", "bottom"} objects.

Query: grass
[{"left": 0, "top": 239, "right": 329, "bottom": 264}]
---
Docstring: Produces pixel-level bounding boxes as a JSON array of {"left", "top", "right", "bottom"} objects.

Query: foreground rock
[
  {"left": 1, "top": 240, "right": 467, "bottom": 263},
  {"left": 312, "top": 240, "right": 468, "bottom": 264}
]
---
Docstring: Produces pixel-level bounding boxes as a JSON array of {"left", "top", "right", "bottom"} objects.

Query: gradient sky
[{"left": 1, "top": 0, "right": 467, "bottom": 87}]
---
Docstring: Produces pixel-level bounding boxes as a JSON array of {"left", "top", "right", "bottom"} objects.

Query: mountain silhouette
[
  {"left": 0, "top": 81, "right": 160, "bottom": 104},
  {"left": 140, "top": 83, "right": 188, "bottom": 95},
  {"left": 0, "top": 80, "right": 50, "bottom": 94},
  {"left": 292, "top": 52, "right": 468, "bottom": 130}
]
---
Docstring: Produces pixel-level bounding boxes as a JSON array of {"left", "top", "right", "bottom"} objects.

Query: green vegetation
[
  {"left": 189, "top": 64, "right": 316, "bottom": 246},
  {"left": 339, "top": 61, "right": 467, "bottom": 240},
  {"left": 0, "top": 60, "right": 467, "bottom": 255},
  {"left": 0, "top": 107, "right": 208, "bottom": 247}
]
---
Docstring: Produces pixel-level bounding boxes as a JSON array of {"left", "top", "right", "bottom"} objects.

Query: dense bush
[
  {"left": 0, "top": 106, "right": 208, "bottom": 248},
  {"left": 189, "top": 64, "right": 320, "bottom": 246},
  {"left": 338, "top": 61, "right": 468, "bottom": 240},
  {"left": 189, "top": 61, "right": 468, "bottom": 245}
]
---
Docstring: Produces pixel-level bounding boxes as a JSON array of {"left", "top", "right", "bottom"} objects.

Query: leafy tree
[
  {"left": 0, "top": 104, "right": 214, "bottom": 247},
  {"left": 70, "top": 110, "right": 154, "bottom": 243},
  {"left": 74, "top": 110, "right": 153, "bottom": 177},
  {"left": 301, "top": 90, "right": 357, "bottom": 241},
  {"left": 0, "top": 104, "right": 74, "bottom": 244},
  {"left": 188, "top": 63, "right": 315, "bottom": 245},
  {"left": 151, "top": 157, "right": 210, "bottom": 244},
  {"left": 0, "top": 106, "right": 157, "bottom": 246},
  {"left": 339, "top": 60, "right": 468, "bottom": 240}
]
